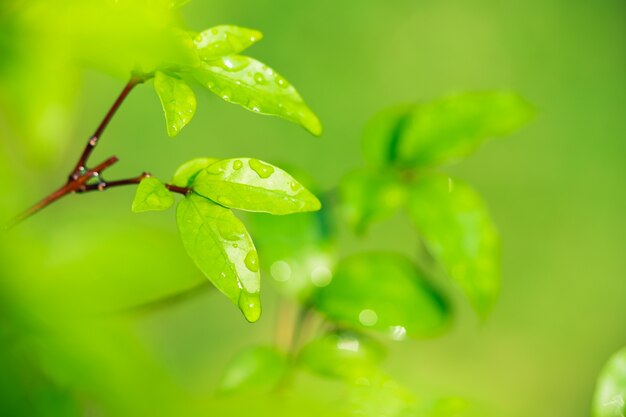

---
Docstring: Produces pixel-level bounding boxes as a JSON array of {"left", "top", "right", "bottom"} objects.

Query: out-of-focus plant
[
  {"left": 229, "top": 90, "right": 534, "bottom": 415},
  {"left": 593, "top": 347, "right": 626, "bottom": 417}
]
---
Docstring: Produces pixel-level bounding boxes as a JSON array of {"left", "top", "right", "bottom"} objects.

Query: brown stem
[
  {"left": 71, "top": 77, "right": 143, "bottom": 178},
  {"left": 80, "top": 172, "right": 190, "bottom": 196},
  {"left": 6, "top": 156, "right": 119, "bottom": 230}
]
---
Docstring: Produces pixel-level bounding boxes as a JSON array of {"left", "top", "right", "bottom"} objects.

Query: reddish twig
[{"left": 6, "top": 72, "right": 171, "bottom": 230}]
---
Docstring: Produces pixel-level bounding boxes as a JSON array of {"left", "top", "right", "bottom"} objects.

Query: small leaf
[
  {"left": 407, "top": 174, "right": 500, "bottom": 318},
  {"left": 193, "top": 25, "right": 263, "bottom": 62},
  {"left": 154, "top": 71, "right": 197, "bottom": 137},
  {"left": 131, "top": 177, "right": 174, "bottom": 213},
  {"left": 361, "top": 104, "right": 413, "bottom": 167},
  {"left": 313, "top": 253, "right": 449, "bottom": 339},
  {"left": 593, "top": 347, "right": 626, "bottom": 417},
  {"left": 339, "top": 169, "right": 405, "bottom": 234},
  {"left": 176, "top": 194, "right": 261, "bottom": 322},
  {"left": 397, "top": 91, "right": 534, "bottom": 168},
  {"left": 171, "top": 157, "right": 219, "bottom": 187},
  {"left": 218, "top": 346, "right": 288, "bottom": 394},
  {"left": 299, "top": 331, "right": 386, "bottom": 382},
  {"left": 190, "top": 57, "right": 322, "bottom": 135},
  {"left": 192, "top": 158, "right": 321, "bottom": 214}
]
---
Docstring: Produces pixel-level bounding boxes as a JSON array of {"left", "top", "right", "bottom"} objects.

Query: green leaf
[
  {"left": 299, "top": 331, "right": 386, "bottom": 382},
  {"left": 153, "top": 71, "right": 197, "bottom": 137},
  {"left": 407, "top": 174, "right": 499, "bottom": 318},
  {"left": 339, "top": 169, "right": 406, "bottom": 234},
  {"left": 593, "top": 347, "right": 626, "bottom": 417},
  {"left": 192, "top": 158, "right": 321, "bottom": 214},
  {"left": 176, "top": 194, "right": 261, "bottom": 322},
  {"left": 171, "top": 157, "right": 219, "bottom": 187},
  {"left": 313, "top": 253, "right": 449, "bottom": 339},
  {"left": 362, "top": 104, "right": 413, "bottom": 167},
  {"left": 190, "top": 57, "right": 322, "bottom": 135},
  {"left": 131, "top": 177, "right": 175, "bottom": 213},
  {"left": 218, "top": 346, "right": 288, "bottom": 393},
  {"left": 397, "top": 91, "right": 534, "bottom": 168},
  {"left": 192, "top": 25, "right": 263, "bottom": 62}
]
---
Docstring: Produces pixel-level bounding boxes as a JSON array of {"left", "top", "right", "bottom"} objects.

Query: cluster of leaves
[
  {"left": 152, "top": 24, "right": 321, "bottom": 137},
  {"left": 213, "top": 91, "right": 534, "bottom": 416},
  {"left": 131, "top": 157, "right": 320, "bottom": 322}
]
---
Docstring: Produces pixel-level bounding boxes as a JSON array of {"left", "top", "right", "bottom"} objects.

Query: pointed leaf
[
  {"left": 313, "top": 253, "right": 450, "bottom": 339},
  {"left": 171, "top": 157, "right": 219, "bottom": 187},
  {"left": 190, "top": 57, "right": 322, "bottom": 135},
  {"left": 176, "top": 194, "right": 261, "bottom": 322},
  {"left": 362, "top": 104, "right": 413, "bottom": 167},
  {"left": 299, "top": 331, "right": 386, "bottom": 382},
  {"left": 407, "top": 174, "right": 500, "bottom": 318},
  {"left": 218, "top": 346, "right": 288, "bottom": 394},
  {"left": 397, "top": 91, "right": 534, "bottom": 168},
  {"left": 193, "top": 25, "right": 263, "bottom": 62},
  {"left": 131, "top": 177, "right": 174, "bottom": 213},
  {"left": 154, "top": 71, "right": 197, "bottom": 137},
  {"left": 192, "top": 158, "right": 321, "bottom": 214},
  {"left": 593, "top": 347, "right": 626, "bottom": 417},
  {"left": 339, "top": 169, "right": 405, "bottom": 234}
]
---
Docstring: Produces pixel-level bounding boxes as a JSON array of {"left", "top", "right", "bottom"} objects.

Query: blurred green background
[{"left": 0, "top": 0, "right": 624, "bottom": 416}]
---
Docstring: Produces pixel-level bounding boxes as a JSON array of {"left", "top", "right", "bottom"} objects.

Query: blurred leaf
[
  {"left": 313, "top": 253, "right": 449, "bottom": 339},
  {"left": 299, "top": 331, "right": 386, "bottom": 382},
  {"left": 348, "top": 374, "right": 417, "bottom": 417},
  {"left": 339, "top": 169, "right": 405, "bottom": 233},
  {"left": 218, "top": 346, "right": 288, "bottom": 394},
  {"left": 193, "top": 25, "right": 263, "bottom": 62},
  {"left": 397, "top": 91, "right": 534, "bottom": 168},
  {"left": 407, "top": 174, "right": 499, "bottom": 318},
  {"left": 362, "top": 104, "right": 413, "bottom": 167},
  {"left": 171, "top": 157, "right": 219, "bottom": 187},
  {"left": 593, "top": 347, "right": 626, "bottom": 417},
  {"left": 154, "top": 71, "right": 197, "bottom": 137},
  {"left": 131, "top": 177, "right": 175, "bottom": 213},
  {"left": 176, "top": 194, "right": 261, "bottom": 322},
  {"left": 192, "top": 158, "right": 321, "bottom": 214},
  {"left": 190, "top": 57, "right": 322, "bottom": 135}
]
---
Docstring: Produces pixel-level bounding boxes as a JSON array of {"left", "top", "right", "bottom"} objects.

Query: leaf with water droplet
[
  {"left": 154, "top": 71, "right": 197, "bottom": 137},
  {"left": 191, "top": 158, "right": 321, "bottom": 214},
  {"left": 171, "top": 157, "right": 219, "bottom": 187},
  {"left": 190, "top": 57, "right": 322, "bottom": 135},
  {"left": 593, "top": 347, "right": 626, "bottom": 417},
  {"left": 407, "top": 173, "right": 499, "bottom": 318},
  {"left": 313, "top": 253, "right": 449, "bottom": 339},
  {"left": 131, "top": 177, "right": 175, "bottom": 213},
  {"left": 362, "top": 104, "right": 413, "bottom": 167},
  {"left": 396, "top": 91, "right": 534, "bottom": 168},
  {"left": 299, "top": 331, "right": 386, "bottom": 382},
  {"left": 218, "top": 346, "right": 289, "bottom": 394},
  {"left": 192, "top": 25, "right": 263, "bottom": 62},
  {"left": 339, "top": 168, "right": 406, "bottom": 234},
  {"left": 176, "top": 194, "right": 261, "bottom": 322}
]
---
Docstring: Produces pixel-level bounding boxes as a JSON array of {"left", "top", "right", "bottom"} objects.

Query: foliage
[{"left": 0, "top": 0, "right": 546, "bottom": 416}]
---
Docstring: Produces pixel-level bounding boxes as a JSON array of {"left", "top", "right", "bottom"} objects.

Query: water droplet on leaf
[
  {"left": 248, "top": 159, "right": 274, "bottom": 179},
  {"left": 238, "top": 291, "right": 261, "bottom": 323},
  {"left": 244, "top": 250, "right": 259, "bottom": 272}
]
